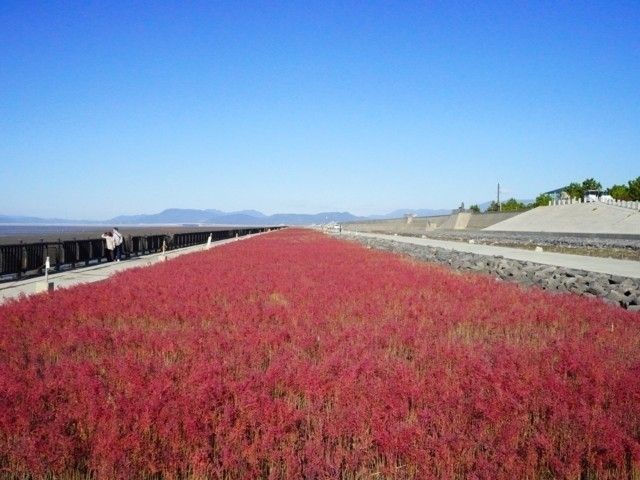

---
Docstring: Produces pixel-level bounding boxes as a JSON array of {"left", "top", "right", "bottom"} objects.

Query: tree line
[{"left": 468, "top": 176, "right": 640, "bottom": 213}]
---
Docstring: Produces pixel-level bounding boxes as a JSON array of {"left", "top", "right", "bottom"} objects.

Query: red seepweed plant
[{"left": 0, "top": 229, "right": 639, "bottom": 479}]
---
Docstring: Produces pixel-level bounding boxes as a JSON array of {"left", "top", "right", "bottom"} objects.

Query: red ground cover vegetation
[{"left": 1, "top": 229, "right": 639, "bottom": 479}]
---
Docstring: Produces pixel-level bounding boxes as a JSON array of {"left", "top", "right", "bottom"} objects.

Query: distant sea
[
  {"left": 0, "top": 224, "right": 250, "bottom": 244},
  {"left": 0, "top": 225, "right": 113, "bottom": 237}
]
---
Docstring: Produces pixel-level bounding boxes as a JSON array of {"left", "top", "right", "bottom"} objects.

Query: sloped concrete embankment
[
  {"left": 342, "top": 212, "right": 521, "bottom": 235},
  {"left": 486, "top": 203, "right": 640, "bottom": 234},
  {"left": 350, "top": 235, "right": 640, "bottom": 311}
]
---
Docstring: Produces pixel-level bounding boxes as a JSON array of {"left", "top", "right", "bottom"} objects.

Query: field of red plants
[{"left": 1, "top": 228, "right": 639, "bottom": 479}]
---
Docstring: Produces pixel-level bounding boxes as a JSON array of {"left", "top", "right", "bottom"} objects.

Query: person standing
[
  {"left": 112, "top": 227, "right": 124, "bottom": 262},
  {"left": 101, "top": 231, "right": 115, "bottom": 262}
]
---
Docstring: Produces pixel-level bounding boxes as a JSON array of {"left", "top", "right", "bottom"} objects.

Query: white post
[
  {"left": 45, "top": 256, "right": 50, "bottom": 284},
  {"left": 548, "top": 200, "right": 552, "bottom": 206},
  {"left": 206, "top": 233, "right": 212, "bottom": 249}
]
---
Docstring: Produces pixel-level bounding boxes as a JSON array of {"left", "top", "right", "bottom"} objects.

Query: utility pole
[{"left": 497, "top": 182, "right": 501, "bottom": 212}]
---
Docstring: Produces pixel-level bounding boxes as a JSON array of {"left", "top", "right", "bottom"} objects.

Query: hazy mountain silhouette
[{"left": 1, "top": 207, "right": 456, "bottom": 226}]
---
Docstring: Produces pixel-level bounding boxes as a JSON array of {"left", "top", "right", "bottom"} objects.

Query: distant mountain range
[{"left": 0, "top": 207, "right": 452, "bottom": 226}]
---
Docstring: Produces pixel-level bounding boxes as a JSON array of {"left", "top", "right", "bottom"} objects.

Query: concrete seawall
[
  {"left": 487, "top": 203, "right": 640, "bottom": 234},
  {"left": 341, "top": 211, "right": 521, "bottom": 234}
]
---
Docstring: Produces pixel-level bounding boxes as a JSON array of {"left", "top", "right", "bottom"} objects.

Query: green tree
[
  {"left": 608, "top": 184, "right": 630, "bottom": 200},
  {"left": 581, "top": 178, "right": 602, "bottom": 192},
  {"left": 564, "top": 182, "right": 583, "bottom": 199},
  {"left": 469, "top": 204, "right": 480, "bottom": 213},
  {"left": 501, "top": 198, "right": 527, "bottom": 212},
  {"left": 486, "top": 201, "right": 500, "bottom": 212},
  {"left": 533, "top": 193, "right": 552, "bottom": 207},
  {"left": 486, "top": 199, "right": 527, "bottom": 212},
  {"left": 628, "top": 176, "right": 640, "bottom": 201}
]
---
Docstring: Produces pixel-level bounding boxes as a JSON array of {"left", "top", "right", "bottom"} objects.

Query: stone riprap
[
  {"left": 346, "top": 234, "right": 640, "bottom": 311},
  {"left": 423, "top": 229, "right": 640, "bottom": 252}
]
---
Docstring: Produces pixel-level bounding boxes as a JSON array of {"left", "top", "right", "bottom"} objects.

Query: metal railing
[{"left": 0, "top": 227, "right": 278, "bottom": 280}]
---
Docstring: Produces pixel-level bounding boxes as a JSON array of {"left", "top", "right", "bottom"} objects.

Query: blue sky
[{"left": 1, "top": 1, "right": 638, "bottom": 219}]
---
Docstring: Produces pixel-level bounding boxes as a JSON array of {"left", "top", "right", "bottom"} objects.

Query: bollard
[{"left": 44, "top": 256, "right": 50, "bottom": 285}]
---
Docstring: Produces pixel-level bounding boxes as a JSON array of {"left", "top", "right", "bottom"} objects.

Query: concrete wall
[
  {"left": 466, "top": 212, "right": 522, "bottom": 229},
  {"left": 341, "top": 211, "right": 524, "bottom": 234},
  {"left": 486, "top": 203, "right": 640, "bottom": 234},
  {"left": 341, "top": 215, "right": 451, "bottom": 235}
]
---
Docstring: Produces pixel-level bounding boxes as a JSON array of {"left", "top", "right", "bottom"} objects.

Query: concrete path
[
  {"left": 0, "top": 234, "right": 259, "bottom": 304},
  {"left": 343, "top": 232, "right": 640, "bottom": 279}
]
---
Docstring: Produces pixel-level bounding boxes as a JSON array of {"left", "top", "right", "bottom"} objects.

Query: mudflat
[{"left": 0, "top": 224, "right": 266, "bottom": 245}]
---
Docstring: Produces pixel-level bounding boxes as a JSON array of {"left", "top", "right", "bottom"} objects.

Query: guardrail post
[
  {"left": 38, "top": 240, "right": 45, "bottom": 275},
  {"left": 20, "top": 243, "right": 27, "bottom": 278},
  {"left": 56, "top": 239, "right": 62, "bottom": 271}
]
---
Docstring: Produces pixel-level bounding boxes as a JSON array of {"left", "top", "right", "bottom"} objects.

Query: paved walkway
[
  {"left": 343, "top": 232, "right": 640, "bottom": 279},
  {"left": 0, "top": 234, "right": 259, "bottom": 304}
]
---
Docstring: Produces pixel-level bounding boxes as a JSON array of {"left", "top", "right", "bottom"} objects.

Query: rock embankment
[
  {"left": 424, "top": 229, "right": 640, "bottom": 251},
  {"left": 348, "top": 235, "right": 640, "bottom": 311}
]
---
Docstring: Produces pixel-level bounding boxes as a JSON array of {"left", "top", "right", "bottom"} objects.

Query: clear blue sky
[{"left": 1, "top": 1, "right": 638, "bottom": 219}]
